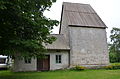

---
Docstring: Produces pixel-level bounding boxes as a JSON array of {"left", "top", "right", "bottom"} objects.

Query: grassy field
[{"left": 0, "top": 69, "right": 120, "bottom": 79}]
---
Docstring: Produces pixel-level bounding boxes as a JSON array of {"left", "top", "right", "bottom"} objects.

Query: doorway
[{"left": 37, "top": 55, "right": 50, "bottom": 71}]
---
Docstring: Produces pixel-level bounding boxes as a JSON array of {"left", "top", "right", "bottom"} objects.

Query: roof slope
[
  {"left": 62, "top": 2, "right": 106, "bottom": 28},
  {"left": 44, "top": 34, "right": 70, "bottom": 50}
]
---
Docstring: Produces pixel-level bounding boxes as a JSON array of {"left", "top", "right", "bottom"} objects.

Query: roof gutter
[{"left": 69, "top": 25, "right": 107, "bottom": 29}]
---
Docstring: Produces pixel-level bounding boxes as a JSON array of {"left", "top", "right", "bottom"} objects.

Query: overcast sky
[{"left": 44, "top": 0, "right": 120, "bottom": 42}]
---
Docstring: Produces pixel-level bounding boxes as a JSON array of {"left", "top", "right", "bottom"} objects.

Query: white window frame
[
  {"left": 56, "top": 55, "right": 62, "bottom": 64},
  {"left": 24, "top": 58, "right": 31, "bottom": 64}
]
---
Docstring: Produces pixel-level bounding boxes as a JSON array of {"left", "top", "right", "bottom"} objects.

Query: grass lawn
[{"left": 0, "top": 69, "right": 120, "bottom": 79}]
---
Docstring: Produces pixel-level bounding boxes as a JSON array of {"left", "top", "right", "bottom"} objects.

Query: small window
[
  {"left": 24, "top": 58, "right": 31, "bottom": 64},
  {"left": 0, "top": 58, "right": 6, "bottom": 64},
  {"left": 56, "top": 55, "right": 62, "bottom": 64}
]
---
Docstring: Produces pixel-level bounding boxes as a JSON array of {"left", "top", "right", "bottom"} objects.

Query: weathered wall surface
[
  {"left": 69, "top": 27, "right": 109, "bottom": 66},
  {"left": 60, "top": 8, "right": 70, "bottom": 45},
  {"left": 13, "top": 58, "right": 37, "bottom": 72},
  {"left": 47, "top": 50, "right": 69, "bottom": 70},
  {"left": 13, "top": 50, "right": 69, "bottom": 71}
]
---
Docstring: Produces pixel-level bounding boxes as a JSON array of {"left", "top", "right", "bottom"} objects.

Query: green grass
[{"left": 0, "top": 69, "right": 120, "bottom": 79}]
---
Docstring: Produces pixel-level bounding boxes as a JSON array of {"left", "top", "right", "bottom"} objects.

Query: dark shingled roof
[
  {"left": 62, "top": 2, "right": 107, "bottom": 28},
  {"left": 44, "top": 34, "right": 70, "bottom": 50}
]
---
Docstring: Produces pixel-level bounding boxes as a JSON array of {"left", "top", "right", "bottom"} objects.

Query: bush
[
  {"left": 103, "top": 65, "right": 113, "bottom": 70},
  {"left": 74, "top": 65, "right": 86, "bottom": 71},
  {"left": 103, "top": 63, "right": 120, "bottom": 70},
  {"left": 112, "top": 64, "right": 120, "bottom": 69}
]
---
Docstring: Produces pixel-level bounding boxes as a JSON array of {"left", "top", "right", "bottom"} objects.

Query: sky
[{"left": 44, "top": 0, "right": 120, "bottom": 42}]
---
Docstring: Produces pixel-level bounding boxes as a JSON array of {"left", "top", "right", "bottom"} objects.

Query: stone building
[{"left": 13, "top": 2, "right": 109, "bottom": 72}]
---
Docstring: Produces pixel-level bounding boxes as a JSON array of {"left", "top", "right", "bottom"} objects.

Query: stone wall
[
  {"left": 69, "top": 27, "right": 109, "bottom": 66},
  {"left": 13, "top": 50, "right": 69, "bottom": 71},
  {"left": 13, "top": 58, "right": 37, "bottom": 72},
  {"left": 49, "top": 50, "right": 69, "bottom": 70}
]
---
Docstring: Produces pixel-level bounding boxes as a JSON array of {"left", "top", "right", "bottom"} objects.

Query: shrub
[
  {"left": 74, "top": 65, "right": 86, "bottom": 71},
  {"left": 103, "top": 65, "right": 113, "bottom": 70},
  {"left": 103, "top": 63, "right": 120, "bottom": 70},
  {"left": 112, "top": 64, "right": 120, "bottom": 69}
]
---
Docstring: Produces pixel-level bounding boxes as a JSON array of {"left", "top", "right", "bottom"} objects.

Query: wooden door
[{"left": 37, "top": 55, "right": 50, "bottom": 71}]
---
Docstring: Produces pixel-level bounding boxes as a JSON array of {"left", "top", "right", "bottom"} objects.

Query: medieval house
[{"left": 13, "top": 2, "right": 109, "bottom": 72}]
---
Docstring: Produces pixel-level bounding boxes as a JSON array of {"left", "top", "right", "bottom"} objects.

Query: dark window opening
[
  {"left": 56, "top": 55, "right": 62, "bottom": 63},
  {"left": 24, "top": 58, "right": 31, "bottom": 64},
  {"left": 0, "top": 58, "right": 6, "bottom": 64}
]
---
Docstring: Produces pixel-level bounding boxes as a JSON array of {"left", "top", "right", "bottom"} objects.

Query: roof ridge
[{"left": 63, "top": 2, "right": 90, "bottom": 5}]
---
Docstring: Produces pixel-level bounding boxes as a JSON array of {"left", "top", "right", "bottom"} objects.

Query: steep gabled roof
[
  {"left": 60, "top": 2, "right": 107, "bottom": 28},
  {"left": 44, "top": 34, "right": 70, "bottom": 50}
]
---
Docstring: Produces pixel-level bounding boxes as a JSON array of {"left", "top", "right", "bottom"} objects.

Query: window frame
[
  {"left": 24, "top": 58, "right": 31, "bottom": 64},
  {"left": 56, "top": 55, "right": 62, "bottom": 64},
  {"left": 0, "top": 58, "right": 6, "bottom": 64}
]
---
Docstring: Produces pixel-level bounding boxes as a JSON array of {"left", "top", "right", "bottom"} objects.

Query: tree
[
  {"left": 109, "top": 27, "right": 120, "bottom": 62},
  {"left": 0, "top": 0, "right": 59, "bottom": 58}
]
